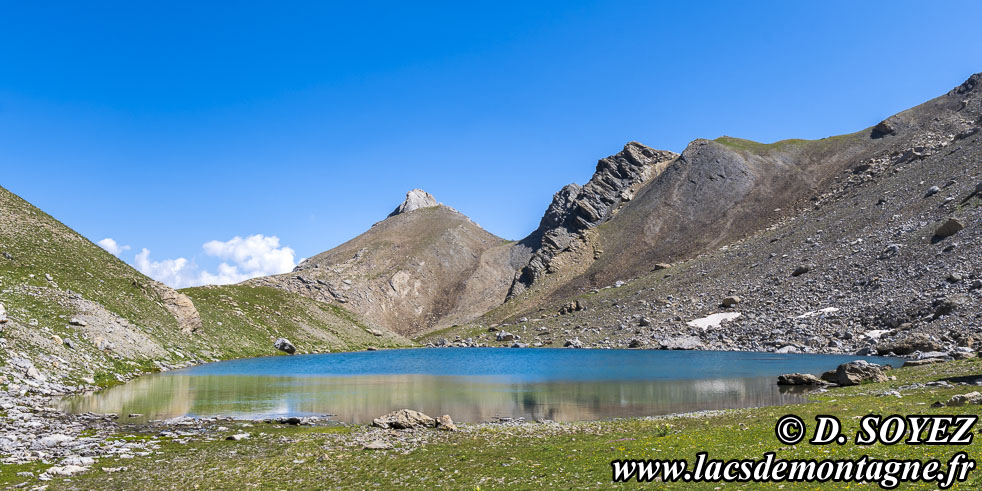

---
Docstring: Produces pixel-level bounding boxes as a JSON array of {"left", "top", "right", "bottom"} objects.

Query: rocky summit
[{"left": 388, "top": 188, "right": 439, "bottom": 217}]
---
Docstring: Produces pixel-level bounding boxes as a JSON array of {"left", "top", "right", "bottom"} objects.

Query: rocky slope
[
  {"left": 424, "top": 72, "right": 982, "bottom": 357},
  {"left": 0, "top": 185, "right": 409, "bottom": 392},
  {"left": 250, "top": 192, "right": 527, "bottom": 335}
]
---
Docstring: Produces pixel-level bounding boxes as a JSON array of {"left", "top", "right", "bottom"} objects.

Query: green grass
[{"left": 45, "top": 359, "right": 982, "bottom": 490}]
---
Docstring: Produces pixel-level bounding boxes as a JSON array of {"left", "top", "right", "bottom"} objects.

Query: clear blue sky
[{"left": 2, "top": 1, "right": 981, "bottom": 286}]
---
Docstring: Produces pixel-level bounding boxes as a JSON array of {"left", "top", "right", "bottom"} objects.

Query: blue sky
[{"left": 2, "top": 1, "right": 981, "bottom": 287}]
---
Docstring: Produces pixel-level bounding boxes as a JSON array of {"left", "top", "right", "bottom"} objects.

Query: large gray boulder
[
  {"left": 372, "top": 409, "right": 436, "bottom": 429},
  {"left": 273, "top": 338, "right": 296, "bottom": 354},
  {"left": 821, "top": 360, "right": 888, "bottom": 386}
]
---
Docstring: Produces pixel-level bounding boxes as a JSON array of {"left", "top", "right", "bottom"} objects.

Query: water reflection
[
  {"left": 60, "top": 349, "right": 900, "bottom": 423},
  {"left": 60, "top": 373, "right": 812, "bottom": 423}
]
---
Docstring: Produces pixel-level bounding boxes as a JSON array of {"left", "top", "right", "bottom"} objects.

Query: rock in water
[
  {"left": 388, "top": 189, "right": 438, "bottom": 217},
  {"left": 934, "top": 218, "right": 964, "bottom": 239},
  {"left": 436, "top": 414, "right": 458, "bottom": 431},
  {"left": 822, "top": 361, "right": 888, "bottom": 386},
  {"left": 372, "top": 409, "right": 436, "bottom": 429},
  {"left": 777, "top": 373, "right": 827, "bottom": 386},
  {"left": 273, "top": 338, "right": 296, "bottom": 354}
]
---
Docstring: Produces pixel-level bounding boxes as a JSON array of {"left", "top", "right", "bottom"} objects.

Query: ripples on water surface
[{"left": 60, "top": 348, "right": 900, "bottom": 423}]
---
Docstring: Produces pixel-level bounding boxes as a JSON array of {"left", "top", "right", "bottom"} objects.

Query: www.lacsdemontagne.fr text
[{"left": 612, "top": 451, "right": 975, "bottom": 488}]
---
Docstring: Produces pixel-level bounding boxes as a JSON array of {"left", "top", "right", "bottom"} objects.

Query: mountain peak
[{"left": 388, "top": 188, "right": 439, "bottom": 217}]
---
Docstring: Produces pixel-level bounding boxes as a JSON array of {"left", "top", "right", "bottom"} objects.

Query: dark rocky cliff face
[{"left": 508, "top": 142, "right": 677, "bottom": 296}]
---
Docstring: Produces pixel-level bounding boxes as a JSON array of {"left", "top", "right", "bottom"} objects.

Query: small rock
[
  {"left": 45, "top": 273, "right": 54, "bottom": 282},
  {"left": 363, "top": 440, "right": 392, "bottom": 450},
  {"left": 791, "top": 265, "right": 810, "bottom": 277},
  {"left": 924, "top": 186, "right": 941, "bottom": 197},
  {"left": 0, "top": 303, "right": 6, "bottom": 324},
  {"left": 878, "top": 244, "right": 901, "bottom": 259},
  {"left": 902, "top": 358, "right": 945, "bottom": 367},
  {"left": 652, "top": 263, "right": 671, "bottom": 271},
  {"left": 226, "top": 433, "right": 250, "bottom": 441},
  {"left": 934, "top": 218, "right": 964, "bottom": 239},
  {"left": 46, "top": 465, "right": 88, "bottom": 476},
  {"left": 435, "top": 415, "right": 457, "bottom": 431},
  {"left": 273, "top": 338, "right": 296, "bottom": 354},
  {"left": 777, "top": 373, "right": 827, "bottom": 386},
  {"left": 69, "top": 317, "right": 87, "bottom": 327},
  {"left": 721, "top": 296, "right": 742, "bottom": 307},
  {"left": 638, "top": 316, "right": 652, "bottom": 327}
]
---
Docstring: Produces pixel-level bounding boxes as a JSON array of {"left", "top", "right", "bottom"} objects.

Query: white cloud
[
  {"left": 132, "top": 234, "right": 297, "bottom": 289},
  {"left": 97, "top": 238, "right": 130, "bottom": 257}
]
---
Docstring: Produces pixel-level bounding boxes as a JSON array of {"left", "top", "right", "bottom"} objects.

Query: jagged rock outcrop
[
  {"left": 508, "top": 142, "right": 677, "bottom": 296},
  {"left": 148, "top": 281, "right": 201, "bottom": 334},
  {"left": 388, "top": 189, "right": 438, "bottom": 217}
]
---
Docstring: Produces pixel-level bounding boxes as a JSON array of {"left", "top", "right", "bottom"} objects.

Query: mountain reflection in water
[{"left": 59, "top": 348, "right": 899, "bottom": 423}]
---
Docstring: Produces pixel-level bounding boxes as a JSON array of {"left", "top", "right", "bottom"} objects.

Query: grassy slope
[
  {"left": 0, "top": 185, "right": 409, "bottom": 385},
  {"left": 183, "top": 284, "right": 411, "bottom": 359},
  {"left": 38, "top": 359, "right": 982, "bottom": 489}
]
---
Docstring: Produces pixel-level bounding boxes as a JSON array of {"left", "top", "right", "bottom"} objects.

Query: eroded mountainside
[
  {"left": 0, "top": 186, "right": 409, "bottom": 390},
  {"left": 424, "top": 72, "right": 982, "bottom": 357},
  {"left": 250, "top": 191, "right": 527, "bottom": 335}
]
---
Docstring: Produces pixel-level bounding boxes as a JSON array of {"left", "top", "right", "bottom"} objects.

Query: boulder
[
  {"left": 933, "top": 294, "right": 969, "bottom": 319},
  {"left": 69, "top": 317, "right": 87, "bottom": 327},
  {"left": 273, "top": 338, "right": 296, "bottom": 354},
  {"left": 934, "top": 218, "right": 964, "bottom": 239},
  {"left": 823, "top": 360, "right": 888, "bottom": 386},
  {"left": 777, "top": 373, "right": 827, "bottom": 386},
  {"left": 902, "top": 358, "right": 945, "bottom": 367},
  {"left": 658, "top": 335, "right": 704, "bottom": 350},
  {"left": 721, "top": 296, "right": 742, "bottom": 307},
  {"left": 0, "top": 302, "right": 6, "bottom": 323},
  {"left": 878, "top": 334, "right": 941, "bottom": 356},
  {"left": 628, "top": 338, "right": 643, "bottom": 349},
  {"left": 496, "top": 331, "right": 515, "bottom": 342},
  {"left": 363, "top": 440, "right": 393, "bottom": 450},
  {"left": 946, "top": 392, "right": 982, "bottom": 407},
  {"left": 870, "top": 118, "right": 898, "bottom": 138},
  {"left": 559, "top": 300, "right": 584, "bottom": 315},
  {"left": 435, "top": 414, "right": 457, "bottom": 432},
  {"left": 225, "top": 433, "right": 250, "bottom": 441},
  {"left": 652, "top": 263, "right": 672, "bottom": 271},
  {"left": 924, "top": 186, "right": 941, "bottom": 197},
  {"left": 564, "top": 338, "right": 584, "bottom": 349},
  {"left": 373, "top": 409, "right": 435, "bottom": 429}
]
